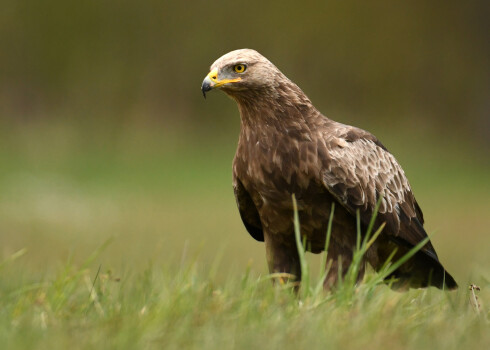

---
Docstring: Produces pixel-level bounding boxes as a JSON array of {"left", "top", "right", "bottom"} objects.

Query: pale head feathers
[{"left": 208, "top": 49, "right": 309, "bottom": 105}]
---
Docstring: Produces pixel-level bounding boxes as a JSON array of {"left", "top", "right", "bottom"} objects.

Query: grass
[
  {"left": 1, "top": 193, "right": 488, "bottom": 350},
  {"left": 0, "top": 122, "right": 489, "bottom": 349},
  {"left": 0, "top": 238, "right": 488, "bottom": 350}
]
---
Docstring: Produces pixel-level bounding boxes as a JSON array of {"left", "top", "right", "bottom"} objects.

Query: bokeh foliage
[{"left": 1, "top": 0, "right": 488, "bottom": 143}]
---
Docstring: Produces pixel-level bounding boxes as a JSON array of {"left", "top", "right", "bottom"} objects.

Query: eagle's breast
[{"left": 233, "top": 123, "right": 333, "bottom": 246}]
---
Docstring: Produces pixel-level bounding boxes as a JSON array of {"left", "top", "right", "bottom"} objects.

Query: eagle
[{"left": 201, "top": 49, "right": 457, "bottom": 290}]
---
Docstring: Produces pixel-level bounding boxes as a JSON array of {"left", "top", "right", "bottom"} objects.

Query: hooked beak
[{"left": 201, "top": 68, "right": 241, "bottom": 98}]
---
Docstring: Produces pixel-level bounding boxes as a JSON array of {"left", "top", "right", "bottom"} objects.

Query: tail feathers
[{"left": 386, "top": 251, "right": 457, "bottom": 290}]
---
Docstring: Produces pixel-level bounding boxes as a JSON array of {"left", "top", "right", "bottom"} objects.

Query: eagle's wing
[
  {"left": 321, "top": 127, "right": 438, "bottom": 260},
  {"left": 233, "top": 177, "right": 264, "bottom": 242}
]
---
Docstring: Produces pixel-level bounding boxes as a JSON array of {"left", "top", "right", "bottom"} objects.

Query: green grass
[
  {"left": 1, "top": 240, "right": 488, "bottom": 350},
  {"left": 0, "top": 122, "right": 489, "bottom": 349}
]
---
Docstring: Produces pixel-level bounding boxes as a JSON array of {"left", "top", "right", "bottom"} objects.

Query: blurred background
[{"left": 0, "top": 1, "right": 488, "bottom": 284}]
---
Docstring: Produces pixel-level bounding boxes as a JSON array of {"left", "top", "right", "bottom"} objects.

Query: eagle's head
[{"left": 201, "top": 49, "right": 283, "bottom": 99}]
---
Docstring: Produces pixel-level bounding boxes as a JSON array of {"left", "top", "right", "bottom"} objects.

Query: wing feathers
[
  {"left": 321, "top": 128, "right": 439, "bottom": 260},
  {"left": 233, "top": 177, "right": 264, "bottom": 242}
]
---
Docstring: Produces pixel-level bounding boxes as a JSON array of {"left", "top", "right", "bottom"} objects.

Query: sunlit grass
[{"left": 0, "top": 239, "right": 488, "bottom": 350}]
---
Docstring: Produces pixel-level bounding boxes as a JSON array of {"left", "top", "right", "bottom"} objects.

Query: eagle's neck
[{"left": 233, "top": 81, "right": 324, "bottom": 136}]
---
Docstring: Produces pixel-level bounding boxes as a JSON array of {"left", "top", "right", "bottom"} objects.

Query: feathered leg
[
  {"left": 264, "top": 233, "right": 301, "bottom": 286},
  {"left": 323, "top": 245, "right": 366, "bottom": 289}
]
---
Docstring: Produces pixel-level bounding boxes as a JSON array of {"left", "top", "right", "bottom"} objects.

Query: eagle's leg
[
  {"left": 323, "top": 249, "right": 366, "bottom": 290},
  {"left": 264, "top": 234, "right": 301, "bottom": 286}
]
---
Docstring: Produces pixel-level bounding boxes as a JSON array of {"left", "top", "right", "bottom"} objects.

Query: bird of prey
[{"left": 201, "top": 49, "right": 457, "bottom": 290}]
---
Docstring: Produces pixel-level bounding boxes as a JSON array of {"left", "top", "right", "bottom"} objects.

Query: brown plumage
[{"left": 201, "top": 49, "right": 457, "bottom": 290}]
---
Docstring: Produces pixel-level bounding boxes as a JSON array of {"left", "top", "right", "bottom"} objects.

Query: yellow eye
[{"left": 234, "top": 64, "right": 246, "bottom": 73}]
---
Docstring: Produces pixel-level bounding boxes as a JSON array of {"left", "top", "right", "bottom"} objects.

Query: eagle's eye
[{"left": 233, "top": 64, "right": 246, "bottom": 73}]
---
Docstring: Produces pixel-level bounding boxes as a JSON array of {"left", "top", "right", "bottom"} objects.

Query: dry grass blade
[{"left": 468, "top": 284, "right": 481, "bottom": 315}]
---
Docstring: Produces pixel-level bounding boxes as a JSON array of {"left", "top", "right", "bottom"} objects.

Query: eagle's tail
[{"left": 386, "top": 251, "right": 458, "bottom": 290}]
